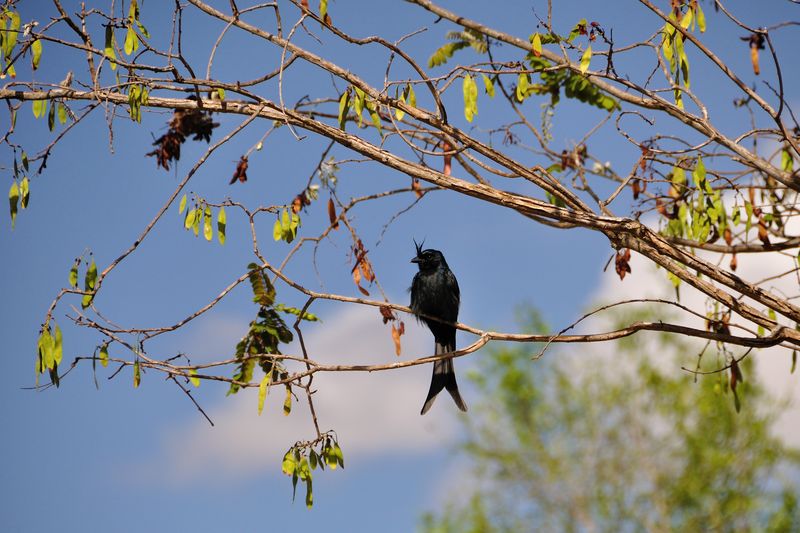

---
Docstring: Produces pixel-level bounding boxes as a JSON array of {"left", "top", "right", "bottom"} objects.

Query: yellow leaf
[
  {"left": 462, "top": 74, "right": 478, "bottom": 122},
  {"left": 696, "top": 4, "right": 706, "bottom": 32},
  {"left": 31, "top": 39, "right": 42, "bottom": 70},
  {"left": 531, "top": 32, "right": 542, "bottom": 57},
  {"left": 189, "top": 369, "right": 200, "bottom": 387},
  {"left": 579, "top": 46, "right": 592, "bottom": 74},
  {"left": 258, "top": 375, "right": 270, "bottom": 415}
]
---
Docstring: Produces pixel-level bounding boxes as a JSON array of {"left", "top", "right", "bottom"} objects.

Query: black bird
[{"left": 410, "top": 242, "right": 468, "bottom": 415}]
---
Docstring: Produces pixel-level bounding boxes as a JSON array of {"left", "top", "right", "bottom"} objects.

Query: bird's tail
[{"left": 420, "top": 342, "right": 468, "bottom": 415}]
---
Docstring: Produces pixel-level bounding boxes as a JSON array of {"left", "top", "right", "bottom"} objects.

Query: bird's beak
[{"left": 410, "top": 257, "right": 421, "bottom": 264}]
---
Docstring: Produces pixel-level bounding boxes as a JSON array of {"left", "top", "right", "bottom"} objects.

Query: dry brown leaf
[
  {"left": 379, "top": 305, "right": 394, "bottom": 324},
  {"left": 723, "top": 227, "right": 732, "bottom": 246},
  {"left": 391, "top": 324, "right": 402, "bottom": 356},
  {"left": 328, "top": 197, "right": 339, "bottom": 229},
  {"left": 757, "top": 220, "right": 770, "bottom": 246},
  {"left": 411, "top": 178, "right": 423, "bottom": 198},
  {"left": 442, "top": 141, "right": 452, "bottom": 176},
  {"left": 750, "top": 42, "right": 760, "bottom": 75}
]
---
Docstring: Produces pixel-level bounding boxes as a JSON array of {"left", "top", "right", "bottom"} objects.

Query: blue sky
[{"left": 2, "top": 1, "right": 798, "bottom": 531}]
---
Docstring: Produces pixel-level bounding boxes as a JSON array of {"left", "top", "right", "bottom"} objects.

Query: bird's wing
[
  {"left": 409, "top": 272, "right": 422, "bottom": 313},
  {"left": 447, "top": 269, "right": 460, "bottom": 314}
]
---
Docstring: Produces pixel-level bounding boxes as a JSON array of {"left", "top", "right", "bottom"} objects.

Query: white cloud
[
  {"left": 146, "top": 305, "right": 462, "bottom": 484},
  {"left": 590, "top": 247, "right": 800, "bottom": 447}
]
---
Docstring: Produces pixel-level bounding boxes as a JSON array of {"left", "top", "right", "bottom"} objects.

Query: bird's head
[{"left": 411, "top": 241, "right": 447, "bottom": 272}]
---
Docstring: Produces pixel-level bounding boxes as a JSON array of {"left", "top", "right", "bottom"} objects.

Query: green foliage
[
  {"left": 462, "top": 74, "right": 478, "bottom": 122},
  {"left": 104, "top": 25, "right": 117, "bottom": 70},
  {"left": 36, "top": 321, "right": 63, "bottom": 387},
  {"left": 521, "top": 56, "right": 619, "bottom": 112},
  {"left": 81, "top": 258, "right": 97, "bottom": 309},
  {"left": 422, "top": 307, "right": 800, "bottom": 532},
  {"left": 31, "top": 39, "right": 42, "bottom": 70},
  {"left": 273, "top": 208, "right": 301, "bottom": 243},
  {"left": 428, "top": 28, "right": 488, "bottom": 68},
  {"left": 180, "top": 196, "right": 226, "bottom": 246},
  {"left": 660, "top": 3, "right": 704, "bottom": 109},
  {"left": 281, "top": 435, "right": 344, "bottom": 509},
  {"left": 227, "top": 263, "right": 293, "bottom": 396},
  {"left": 337, "top": 88, "right": 350, "bottom": 129},
  {"left": 126, "top": 84, "right": 148, "bottom": 123},
  {"left": 8, "top": 180, "right": 18, "bottom": 228}
]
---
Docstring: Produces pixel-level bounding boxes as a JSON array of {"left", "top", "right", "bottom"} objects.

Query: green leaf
[
  {"left": 516, "top": 72, "right": 529, "bottom": 102},
  {"left": 273, "top": 218, "right": 282, "bottom": 241},
  {"left": 217, "top": 206, "right": 226, "bottom": 245},
  {"left": 31, "top": 39, "right": 42, "bottom": 70},
  {"left": 192, "top": 207, "right": 200, "bottom": 237},
  {"left": 4, "top": 11, "right": 20, "bottom": 58},
  {"left": 309, "top": 450, "right": 318, "bottom": 470},
  {"left": 203, "top": 206, "right": 213, "bottom": 241},
  {"left": 531, "top": 32, "right": 542, "bottom": 57},
  {"left": 732, "top": 206, "right": 741, "bottom": 226},
  {"left": 275, "top": 303, "right": 319, "bottom": 322},
  {"left": 333, "top": 442, "right": 344, "bottom": 468},
  {"left": 32, "top": 99, "right": 46, "bottom": 119},
  {"left": 696, "top": 4, "right": 707, "bottom": 33},
  {"left": 354, "top": 87, "right": 365, "bottom": 127},
  {"left": 8, "top": 181, "right": 19, "bottom": 228},
  {"left": 104, "top": 26, "right": 117, "bottom": 70},
  {"left": 282, "top": 449, "right": 296, "bottom": 477},
  {"left": 781, "top": 148, "right": 794, "bottom": 173},
  {"left": 178, "top": 194, "right": 187, "bottom": 214},
  {"left": 216, "top": 88, "right": 225, "bottom": 100},
  {"left": 57, "top": 102, "right": 67, "bottom": 124},
  {"left": 136, "top": 20, "right": 150, "bottom": 39},
  {"left": 281, "top": 208, "right": 290, "bottom": 232},
  {"left": 579, "top": 45, "right": 592, "bottom": 74},
  {"left": 38, "top": 328, "right": 55, "bottom": 370},
  {"left": 427, "top": 41, "right": 468, "bottom": 68},
  {"left": 189, "top": 369, "right": 200, "bottom": 387},
  {"left": 305, "top": 476, "right": 313, "bottom": 509},
  {"left": 69, "top": 259, "right": 79, "bottom": 288},
  {"left": 680, "top": 8, "right": 693, "bottom": 29},
  {"left": 82, "top": 259, "right": 97, "bottom": 309},
  {"left": 258, "top": 374, "right": 270, "bottom": 415},
  {"left": 482, "top": 74, "right": 495, "bottom": 98},
  {"left": 133, "top": 360, "right": 141, "bottom": 388},
  {"left": 283, "top": 385, "right": 292, "bottom": 416},
  {"left": 407, "top": 83, "right": 416, "bottom": 107},
  {"left": 21, "top": 152, "right": 28, "bottom": 172},
  {"left": 48, "top": 97, "right": 56, "bottom": 131},
  {"left": 394, "top": 87, "right": 406, "bottom": 121},
  {"left": 99, "top": 343, "right": 109, "bottom": 368},
  {"left": 184, "top": 208, "right": 195, "bottom": 230},
  {"left": 367, "top": 101, "right": 382, "bottom": 136},
  {"left": 337, "top": 89, "right": 350, "bottom": 130},
  {"left": 692, "top": 156, "right": 709, "bottom": 185},
  {"left": 124, "top": 25, "right": 138, "bottom": 56},
  {"left": 19, "top": 176, "right": 29, "bottom": 208},
  {"left": 247, "top": 262, "right": 276, "bottom": 306},
  {"left": 462, "top": 74, "right": 478, "bottom": 122},
  {"left": 320, "top": 0, "right": 328, "bottom": 20},
  {"left": 53, "top": 324, "right": 63, "bottom": 365}
]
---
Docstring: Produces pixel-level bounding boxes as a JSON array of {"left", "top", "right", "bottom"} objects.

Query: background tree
[
  {"left": 422, "top": 308, "right": 800, "bottom": 532},
  {"left": 2, "top": 0, "right": 800, "bottom": 511}
]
